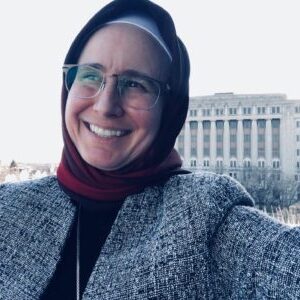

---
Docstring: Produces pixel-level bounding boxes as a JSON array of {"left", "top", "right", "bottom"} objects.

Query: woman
[{"left": 0, "top": 0, "right": 299, "bottom": 299}]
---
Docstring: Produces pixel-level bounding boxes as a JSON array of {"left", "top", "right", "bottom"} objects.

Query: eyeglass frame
[{"left": 62, "top": 63, "right": 171, "bottom": 111}]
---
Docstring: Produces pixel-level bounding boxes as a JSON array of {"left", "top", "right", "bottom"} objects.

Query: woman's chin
[{"left": 83, "top": 153, "right": 131, "bottom": 172}]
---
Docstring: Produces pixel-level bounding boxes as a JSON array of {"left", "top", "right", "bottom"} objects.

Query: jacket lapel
[{"left": 83, "top": 185, "right": 162, "bottom": 299}]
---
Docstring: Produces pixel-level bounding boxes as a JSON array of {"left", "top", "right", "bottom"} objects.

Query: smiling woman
[{"left": 0, "top": 0, "right": 300, "bottom": 299}]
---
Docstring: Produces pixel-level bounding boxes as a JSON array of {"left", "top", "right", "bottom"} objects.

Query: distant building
[
  {"left": 0, "top": 162, "right": 58, "bottom": 183},
  {"left": 175, "top": 93, "right": 300, "bottom": 181}
]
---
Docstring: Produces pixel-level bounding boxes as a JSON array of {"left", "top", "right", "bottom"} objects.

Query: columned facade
[{"left": 176, "top": 93, "right": 300, "bottom": 179}]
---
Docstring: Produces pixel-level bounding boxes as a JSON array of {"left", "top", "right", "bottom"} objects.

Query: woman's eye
[
  {"left": 75, "top": 66, "right": 103, "bottom": 84},
  {"left": 124, "top": 79, "right": 147, "bottom": 92},
  {"left": 80, "top": 73, "right": 101, "bottom": 82},
  {"left": 127, "top": 80, "right": 141, "bottom": 88}
]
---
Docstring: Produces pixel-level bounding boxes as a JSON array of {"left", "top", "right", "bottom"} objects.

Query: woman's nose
[{"left": 92, "top": 81, "right": 124, "bottom": 117}]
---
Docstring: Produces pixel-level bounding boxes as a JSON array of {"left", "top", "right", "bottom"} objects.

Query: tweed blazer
[{"left": 0, "top": 173, "right": 299, "bottom": 299}]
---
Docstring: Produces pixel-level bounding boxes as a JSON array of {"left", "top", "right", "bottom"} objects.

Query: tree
[
  {"left": 9, "top": 160, "right": 17, "bottom": 169},
  {"left": 239, "top": 167, "right": 298, "bottom": 210}
]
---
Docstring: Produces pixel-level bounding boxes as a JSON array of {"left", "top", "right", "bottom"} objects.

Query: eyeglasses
[{"left": 63, "top": 64, "right": 170, "bottom": 110}]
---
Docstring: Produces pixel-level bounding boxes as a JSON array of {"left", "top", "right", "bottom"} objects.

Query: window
[
  {"left": 258, "top": 134, "right": 264, "bottom": 142},
  {"left": 202, "top": 109, "right": 210, "bottom": 116},
  {"left": 189, "top": 109, "right": 197, "bottom": 117},
  {"left": 229, "top": 120, "right": 237, "bottom": 128},
  {"left": 203, "top": 121, "right": 211, "bottom": 129},
  {"left": 217, "top": 134, "right": 223, "bottom": 142},
  {"left": 271, "top": 106, "right": 280, "bottom": 114},
  {"left": 244, "top": 134, "right": 251, "bottom": 143},
  {"left": 295, "top": 106, "right": 300, "bottom": 113},
  {"left": 229, "top": 172, "right": 237, "bottom": 179},
  {"left": 230, "top": 134, "right": 237, "bottom": 142},
  {"left": 244, "top": 161, "right": 251, "bottom": 168},
  {"left": 204, "top": 135, "right": 210, "bottom": 142},
  {"left": 215, "top": 108, "right": 224, "bottom": 116},
  {"left": 230, "top": 160, "right": 237, "bottom": 168},
  {"left": 258, "top": 160, "right": 265, "bottom": 168},
  {"left": 190, "top": 121, "right": 197, "bottom": 129},
  {"left": 177, "top": 135, "right": 184, "bottom": 157},
  {"left": 257, "top": 107, "right": 266, "bottom": 114},
  {"left": 297, "top": 149, "right": 300, "bottom": 156},
  {"left": 190, "top": 159, "right": 197, "bottom": 167},
  {"left": 190, "top": 121, "right": 198, "bottom": 157},
  {"left": 297, "top": 121, "right": 300, "bottom": 128},
  {"left": 216, "top": 160, "right": 223, "bottom": 168},
  {"left": 203, "top": 160, "right": 209, "bottom": 167},
  {"left": 271, "top": 173, "right": 281, "bottom": 181},
  {"left": 216, "top": 120, "right": 224, "bottom": 129},
  {"left": 243, "top": 120, "right": 251, "bottom": 128},
  {"left": 297, "top": 135, "right": 300, "bottom": 142},
  {"left": 272, "top": 161, "right": 280, "bottom": 168},
  {"left": 243, "top": 107, "right": 251, "bottom": 115},
  {"left": 297, "top": 161, "right": 300, "bottom": 168},
  {"left": 229, "top": 108, "right": 237, "bottom": 115},
  {"left": 258, "top": 120, "right": 266, "bottom": 128}
]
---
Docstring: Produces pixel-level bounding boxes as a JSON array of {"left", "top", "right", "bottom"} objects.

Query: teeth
[{"left": 89, "top": 124, "right": 127, "bottom": 137}]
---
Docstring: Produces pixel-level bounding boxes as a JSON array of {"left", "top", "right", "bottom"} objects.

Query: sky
[{"left": 0, "top": 0, "right": 299, "bottom": 164}]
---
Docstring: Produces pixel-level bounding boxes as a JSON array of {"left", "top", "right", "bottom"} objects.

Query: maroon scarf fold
[{"left": 57, "top": 145, "right": 183, "bottom": 201}]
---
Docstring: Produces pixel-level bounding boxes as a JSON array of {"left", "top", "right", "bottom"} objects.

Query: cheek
[
  {"left": 64, "top": 98, "right": 84, "bottom": 137},
  {"left": 65, "top": 100, "right": 75, "bottom": 132},
  {"left": 140, "top": 105, "right": 163, "bottom": 139}
]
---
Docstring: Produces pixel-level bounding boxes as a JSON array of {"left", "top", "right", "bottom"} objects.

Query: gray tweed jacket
[{"left": 0, "top": 173, "right": 299, "bottom": 299}]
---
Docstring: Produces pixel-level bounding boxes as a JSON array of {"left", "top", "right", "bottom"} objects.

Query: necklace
[{"left": 76, "top": 204, "right": 81, "bottom": 300}]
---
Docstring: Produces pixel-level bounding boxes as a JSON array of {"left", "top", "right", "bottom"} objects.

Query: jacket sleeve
[{"left": 210, "top": 205, "right": 300, "bottom": 299}]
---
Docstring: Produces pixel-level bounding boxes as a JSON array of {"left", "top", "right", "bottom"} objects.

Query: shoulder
[
  {"left": 163, "top": 171, "right": 254, "bottom": 209},
  {"left": 152, "top": 171, "right": 254, "bottom": 239},
  {"left": 0, "top": 176, "right": 70, "bottom": 210},
  {"left": 0, "top": 175, "right": 60, "bottom": 197}
]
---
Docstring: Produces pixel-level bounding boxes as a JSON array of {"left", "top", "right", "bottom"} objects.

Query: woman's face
[{"left": 65, "top": 24, "right": 170, "bottom": 171}]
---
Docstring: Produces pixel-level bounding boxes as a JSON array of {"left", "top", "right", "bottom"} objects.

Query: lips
[{"left": 86, "top": 122, "right": 131, "bottom": 138}]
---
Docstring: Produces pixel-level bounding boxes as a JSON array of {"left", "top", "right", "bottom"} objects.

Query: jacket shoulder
[
  {"left": 0, "top": 176, "right": 67, "bottom": 209},
  {"left": 164, "top": 171, "right": 254, "bottom": 209}
]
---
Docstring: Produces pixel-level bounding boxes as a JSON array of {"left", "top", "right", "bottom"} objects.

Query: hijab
[{"left": 57, "top": 0, "right": 190, "bottom": 201}]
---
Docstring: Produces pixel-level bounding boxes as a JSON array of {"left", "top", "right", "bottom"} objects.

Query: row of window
[
  {"left": 192, "top": 169, "right": 289, "bottom": 181},
  {"left": 190, "top": 160, "right": 280, "bottom": 168},
  {"left": 232, "top": 172, "right": 282, "bottom": 181},
  {"left": 218, "top": 172, "right": 300, "bottom": 182},
  {"left": 189, "top": 106, "right": 281, "bottom": 117},
  {"left": 188, "top": 119, "right": 280, "bottom": 129}
]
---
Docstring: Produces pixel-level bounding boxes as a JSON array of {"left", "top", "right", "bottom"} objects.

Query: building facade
[{"left": 175, "top": 93, "right": 300, "bottom": 181}]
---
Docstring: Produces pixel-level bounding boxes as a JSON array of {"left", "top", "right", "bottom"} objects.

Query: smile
[{"left": 88, "top": 123, "right": 130, "bottom": 138}]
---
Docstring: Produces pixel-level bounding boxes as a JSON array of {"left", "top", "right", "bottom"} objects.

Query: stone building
[{"left": 175, "top": 93, "right": 300, "bottom": 181}]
